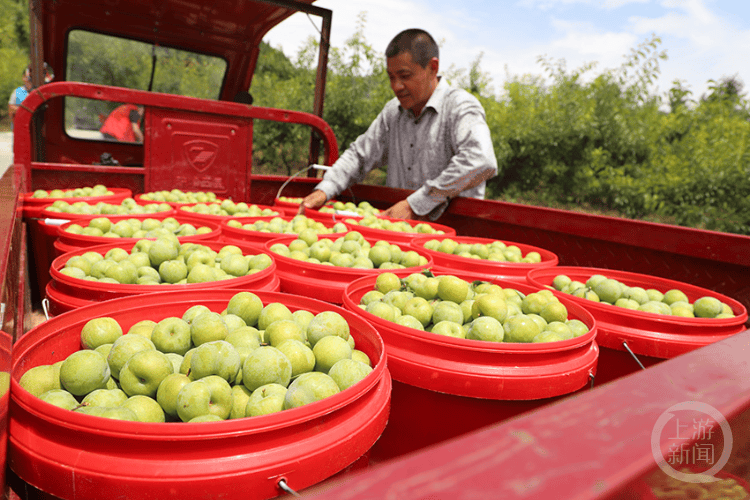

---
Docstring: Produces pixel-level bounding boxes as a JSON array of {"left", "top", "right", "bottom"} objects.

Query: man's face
[
  {"left": 23, "top": 73, "right": 32, "bottom": 90},
  {"left": 387, "top": 51, "right": 438, "bottom": 117}
]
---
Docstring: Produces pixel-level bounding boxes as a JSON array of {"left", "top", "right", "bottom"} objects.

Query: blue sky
[{"left": 264, "top": 0, "right": 749, "bottom": 103}]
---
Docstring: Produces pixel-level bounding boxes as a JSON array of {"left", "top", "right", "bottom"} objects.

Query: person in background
[
  {"left": 299, "top": 28, "right": 498, "bottom": 221},
  {"left": 7, "top": 67, "right": 33, "bottom": 131},
  {"left": 100, "top": 104, "right": 145, "bottom": 143}
]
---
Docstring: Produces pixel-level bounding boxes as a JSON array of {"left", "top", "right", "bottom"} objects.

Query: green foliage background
[
  {"left": 0, "top": 0, "right": 29, "bottom": 118},
  {"left": 251, "top": 28, "right": 750, "bottom": 235},
  {"left": 2, "top": 4, "right": 749, "bottom": 235}
]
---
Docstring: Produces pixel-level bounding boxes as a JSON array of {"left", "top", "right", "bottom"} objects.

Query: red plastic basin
[
  {"left": 54, "top": 214, "right": 222, "bottom": 257},
  {"left": 526, "top": 266, "right": 748, "bottom": 359},
  {"left": 342, "top": 268, "right": 599, "bottom": 400},
  {"left": 29, "top": 199, "right": 172, "bottom": 302},
  {"left": 39, "top": 200, "right": 174, "bottom": 222},
  {"left": 266, "top": 234, "right": 434, "bottom": 304},
  {"left": 219, "top": 216, "right": 345, "bottom": 251},
  {"left": 273, "top": 197, "right": 305, "bottom": 210},
  {"left": 410, "top": 234, "right": 559, "bottom": 281},
  {"left": 341, "top": 216, "right": 456, "bottom": 245},
  {"left": 21, "top": 187, "right": 133, "bottom": 219},
  {"left": 45, "top": 280, "right": 90, "bottom": 317},
  {"left": 134, "top": 193, "right": 227, "bottom": 208},
  {"left": 174, "top": 203, "right": 283, "bottom": 222},
  {"left": 48, "top": 240, "right": 280, "bottom": 311},
  {"left": 300, "top": 207, "right": 363, "bottom": 223},
  {"left": 10, "top": 290, "right": 390, "bottom": 500},
  {"left": 273, "top": 197, "right": 338, "bottom": 215}
]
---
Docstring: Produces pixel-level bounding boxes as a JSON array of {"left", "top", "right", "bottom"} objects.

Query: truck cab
[{"left": 17, "top": 0, "right": 339, "bottom": 202}]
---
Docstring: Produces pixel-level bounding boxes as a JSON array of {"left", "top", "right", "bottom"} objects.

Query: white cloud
[
  {"left": 604, "top": 0, "right": 649, "bottom": 8},
  {"left": 262, "top": 0, "right": 750, "bottom": 102},
  {"left": 550, "top": 19, "right": 637, "bottom": 58},
  {"left": 518, "top": 0, "right": 649, "bottom": 10},
  {"left": 630, "top": 0, "right": 725, "bottom": 51},
  {"left": 625, "top": 0, "right": 750, "bottom": 97}
]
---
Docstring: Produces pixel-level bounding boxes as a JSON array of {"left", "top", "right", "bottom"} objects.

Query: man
[
  {"left": 100, "top": 104, "right": 145, "bottom": 143},
  {"left": 8, "top": 67, "right": 33, "bottom": 131},
  {"left": 299, "top": 28, "right": 497, "bottom": 220}
]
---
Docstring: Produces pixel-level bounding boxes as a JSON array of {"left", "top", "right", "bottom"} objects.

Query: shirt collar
[{"left": 400, "top": 76, "right": 448, "bottom": 121}]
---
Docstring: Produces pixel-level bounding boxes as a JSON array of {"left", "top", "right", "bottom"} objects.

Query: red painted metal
[
  {"left": 146, "top": 108, "right": 253, "bottom": 201},
  {"left": 6, "top": 0, "right": 750, "bottom": 498},
  {"left": 14, "top": 82, "right": 339, "bottom": 194},
  {"left": 299, "top": 329, "right": 750, "bottom": 500}
]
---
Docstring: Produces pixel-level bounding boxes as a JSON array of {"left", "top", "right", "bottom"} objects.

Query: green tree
[
  {"left": 444, "top": 52, "right": 495, "bottom": 99},
  {"left": 250, "top": 41, "right": 315, "bottom": 176},
  {"left": 251, "top": 13, "right": 391, "bottom": 178},
  {"left": 0, "top": 0, "right": 30, "bottom": 120},
  {"left": 486, "top": 36, "right": 662, "bottom": 213}
]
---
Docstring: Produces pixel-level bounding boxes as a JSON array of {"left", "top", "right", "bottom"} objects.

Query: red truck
[{"left": 2, "top": 1, "right": 750, "bottom": 499}]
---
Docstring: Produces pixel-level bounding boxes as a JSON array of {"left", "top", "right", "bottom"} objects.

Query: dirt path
[{"left": 0, "top": 132, "right": 12, "bottom": 177}]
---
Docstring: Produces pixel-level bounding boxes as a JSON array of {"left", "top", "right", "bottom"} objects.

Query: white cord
[
  {"left": 277, "top": 479, "right": 301, "bottom": 497},
  {"left": 275, "top": 164, "right": 331, "bottom": 200}
]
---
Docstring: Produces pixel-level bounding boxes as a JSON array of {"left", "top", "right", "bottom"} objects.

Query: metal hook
[
  {"left": 42, "top": 298, "right": 51, "bottom": 321},
  {"left": 622, "top": 341, "right": 646, "bottom": 370},
  {"left": 589, "top": 372, "right": 595, "bottom": 389},
  {"left": 277, "top": 479, "right": 301, "bottom": 497}
]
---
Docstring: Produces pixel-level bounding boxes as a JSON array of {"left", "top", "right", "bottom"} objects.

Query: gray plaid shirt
[{"left": 315, "top": 77, "right": 498, "bottom": 220}]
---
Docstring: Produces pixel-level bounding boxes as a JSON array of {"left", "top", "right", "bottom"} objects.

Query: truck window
[{"left": 64, "top": 29, "right": 227, "bottom": 140}]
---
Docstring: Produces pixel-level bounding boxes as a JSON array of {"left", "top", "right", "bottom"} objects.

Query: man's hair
[{"left": 385, "top": 29, "right": 439, "bottom": 68}]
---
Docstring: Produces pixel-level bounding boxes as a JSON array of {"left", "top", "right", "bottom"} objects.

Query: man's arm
[
  {"left": 129, "top": 109, "right": 144, "bottom": 143},
  {"left": 8, "top": 104, "right": 18, "bottom": 123},
  {"left": 131, "top": 122, "right": 144, "bottom": 143},
  {"left": 299, "top": 102, "right": 394, "bottom": 214},
  {"left": 406, "top": 96, "right": 498, "bottom": 219},
  {"left": 8, "top": 91, "right": 18, "bottom": 123}
]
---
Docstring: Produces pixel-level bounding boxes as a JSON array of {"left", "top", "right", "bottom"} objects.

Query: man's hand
[
  {"left": 298, "top": 190, "right": 328, "bottom": 215},
  {"left": 381, "top": 200, "right": 418, "bottom": 220}
]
